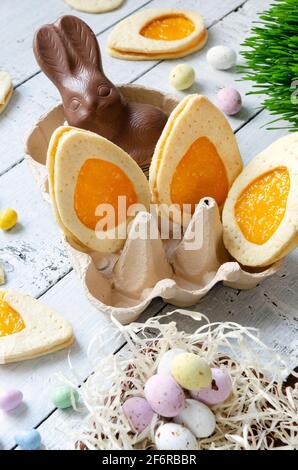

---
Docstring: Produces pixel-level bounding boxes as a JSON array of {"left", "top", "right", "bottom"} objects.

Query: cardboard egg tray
[{"left": 25, "top": 85, "right": 281, "bottom": 324}]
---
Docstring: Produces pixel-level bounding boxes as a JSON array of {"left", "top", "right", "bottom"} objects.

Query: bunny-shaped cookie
[{"left": 33, "top": 15, "right": 168, "bottom": 170}]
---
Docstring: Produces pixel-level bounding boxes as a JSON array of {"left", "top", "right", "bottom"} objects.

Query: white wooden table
[{"left": 0, "top": 0, "right": 297, "bottom": 450}]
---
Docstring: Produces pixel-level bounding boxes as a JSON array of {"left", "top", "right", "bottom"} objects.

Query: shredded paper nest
[{"left": 68, "top": 310, "right": 298, "bottom": 450}]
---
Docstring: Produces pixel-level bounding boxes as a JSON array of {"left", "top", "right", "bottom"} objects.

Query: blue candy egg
[{"left": 15, "top": 429, "right": 41, "bottom": 450}]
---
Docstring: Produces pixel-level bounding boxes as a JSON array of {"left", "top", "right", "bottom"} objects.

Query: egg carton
[{"left": 25, "top": 85, "right": 281, "bottom": 324}]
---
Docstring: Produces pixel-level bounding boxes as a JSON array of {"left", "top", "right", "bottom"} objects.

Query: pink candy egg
[
  {"left": 122, "top": 397, "right": 154, "bottom": 433},
  {"left": 0, "top": 389, "right": 23, "bottom": 412},
  {"left": 216, "top": 87, "right": 242, "bottom": 115},
  {"left": 190, "top": 368, "right": 232, "bottom": 406},
  {"left": 145, "top": 374, "right": 185, "bottom": 418}
]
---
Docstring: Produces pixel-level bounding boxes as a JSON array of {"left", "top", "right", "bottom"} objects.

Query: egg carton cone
[{"left": 25, "top": 84, "right": 281, "bottom": 324}]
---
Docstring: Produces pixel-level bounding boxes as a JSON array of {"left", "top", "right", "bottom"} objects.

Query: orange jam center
[
  {"left": 140, "top": 15, "right": 195, "bottom": 41},
  {"left": 74, "top": 159, "right": 138, "bottom": 231},
  {"left": 0, "top": 292, "right": 25, "bottom": 337},
  {"left": 170, "top": 136, "right": 229, "bottom": 213},
  {"left": 235, "top": 167, "right": 290, "bottom": 245}
]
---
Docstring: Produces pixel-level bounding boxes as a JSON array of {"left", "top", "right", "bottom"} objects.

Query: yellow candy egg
[
  {"left": 169, "top": 64, "right": 195, "bottom": 91},
  {"left": 171, "top": 353, "right": 212, "bottom": 391},
  {"left": 0, "top": 208, "right": 18, "bottom": 231}
]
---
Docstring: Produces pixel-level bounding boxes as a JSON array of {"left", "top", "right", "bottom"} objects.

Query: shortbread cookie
[
  {"left": 149, "top": 95, "right": 242, "bottom": 225},
  {"left": 108, "top": 8, "right": 208, "bottom": 60},
  {"left": 0, "top": 71, "right": 13, "bottom": 115},
  {"left": 47, "top": 126, "right": 150, "bottom": 253},
  {"left": 223, "top": 133, "right": 298, "bottom": 267},
  {"left": 0, "top": 290, "right": 74, "bottom": 364},
  {"left": 64, "top": 0, "right": 123, "bottom": 13}
]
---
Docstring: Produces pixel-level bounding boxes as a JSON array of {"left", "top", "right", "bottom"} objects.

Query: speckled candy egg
[
  {"left": 157, "top": 348, "right": 186, "bottom": 375},
  {"left": 155, "top": 423, "right": 198, "bottom": 450},
  {"left": 207, "top": 46, "right": 237, "bottom": 70},
  {"left": 144, "top": 374, "right": 185, "bottom": 418},
  {"left": 190, "top": 367, "right": 232, "bottom": 406},
  {"left": 174, "top": 399, "right": 216, "bottom": 438},
  {"left": 171, "top": 353, "right": 212, "bottom": 391},
  {"left": 122, "top": 397, "right": 154, "bottom": 433},
  {"left": 0, "top": 389, "right": 23, "bottom": 412},
  {"left": 169, "top": 64, "right": 196, "bottom": 91},
  {"left": 15, "top": 429, "right": 41, "bottom": 450},
  {"left": 217, "top": 87, "right": 242, "bottom": 116},
  {"left": 51, "top": 385, "right": 79, "bottom": 409}
]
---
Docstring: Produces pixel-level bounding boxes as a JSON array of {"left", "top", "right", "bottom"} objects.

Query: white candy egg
[
  {"left": 157, "top": 348, "right": 186, "bottom": 375},
  {"left": 207, "top": 46, "right": 237, "bottom": 70},
  {"left": 155, "top": 423, "right": 198, "bottom": 450},
  {"left": 174, "top": 399, "right": 216, "bottom": 438}
]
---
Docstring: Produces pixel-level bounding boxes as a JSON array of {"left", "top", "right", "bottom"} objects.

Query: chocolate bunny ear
[
  {"left": 55, "top": 15, "right": 102, "bottom": 73},
  {"left": 34, "top": 24, "right": 71, "bottom": 88}
]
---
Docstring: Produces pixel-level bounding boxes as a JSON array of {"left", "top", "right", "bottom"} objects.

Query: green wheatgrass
[{"left": 239, "top": 0, "right": 298, "bottom": 130}]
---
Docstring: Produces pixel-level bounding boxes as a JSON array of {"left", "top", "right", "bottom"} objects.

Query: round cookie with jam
[
  {"left": 108, "top": 8, "right": 208, "bottom": 60},
  {"left": 64, "top": 0, "right": 124, "bottom": 13},
  {"left": 223, "top": 133, "right": 298, "bottom": 267}
]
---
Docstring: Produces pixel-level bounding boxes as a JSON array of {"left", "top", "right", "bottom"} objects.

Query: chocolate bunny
[{"left": 33, "top": 15, "right": 168, "bottom": 170}]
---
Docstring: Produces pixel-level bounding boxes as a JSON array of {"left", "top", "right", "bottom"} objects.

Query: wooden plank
[
  {"left": 0, "top": 160, "right": 71, "bottom": 297},
  {"left": 37, "top": 276, "right": 298, "bottom": 451},
  {"left": 35, "top": 107, "right": 297, "bottom": 450},
  {"left": 156, "top": 111, "right": 298, "bottom": 366},
  {"left": 134, "top": 0, "right": 273, "bottom": 133},
  {"left": 0, "top": 0, "right": 246, "bottom": 87},
  {"left": 1, "top": 0, "right": 284, "bottom": 451},
  {"left": 0, "top": 0, "right": 153, "bottom": 86},
  {"left": 158, "top": 260, "right": 298, "bottom": 368},
  {"left": 0, "top": 0, "right": 270, "bottom": 296},
  {"left": 0, "top": 0, "right": 248, "bottom": 176},
  {"left": 152, "top": 109, "right": 298, "bottom": 362},
  {"left": 0, "top": 0, "right": 271, "bottom": 448},
  {"left": 0, "top": 164, "right": 165, "bottom": 450},
  {"left": 236, "top": 108, "right": 287, "bottom": 166},
  {"left": 0, "top": 270, "right": 165, "bottom": 450},
  {"left": 38, "top": 279, "right": 298, "bottom": 451},
  {"left": 93, "top": 0, "right": 250, "bottom": 89},
  {"left": 0, "top": 0, "right": 254, "bottom": 299},
  {"left": 0, "top": 0, "right": 258, "bottom": 322}
]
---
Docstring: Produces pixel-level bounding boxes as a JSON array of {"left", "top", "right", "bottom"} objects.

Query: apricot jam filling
[
  {"left": 0, "top": 292, "right": 25, "bottom": 337},
  {"left": 74, "top": 159, "right": 138, "bottom": 230},
  {"left": 140, "top": 15, "right": 195, "bottom": 41},
  {"left": 235, "top": 167, "right": 290, "bottom": 245},
  {"left": 170, "top": 136, "right": 229, "bottom": 213}
]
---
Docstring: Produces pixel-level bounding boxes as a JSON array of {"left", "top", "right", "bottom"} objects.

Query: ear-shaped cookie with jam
[
  {"left": 223, "top": 133, "right": 298, "bottom": 267},
  {"left": 47, "top": 126, "right": 151, "bottom": 253},
  {"left": 0, "top": 291, "right": 74, "bottom": 364},
  {"left": 149, "top": 95, "right": 243, "bottom": 225}
]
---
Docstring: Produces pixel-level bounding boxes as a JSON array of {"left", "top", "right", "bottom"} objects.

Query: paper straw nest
[{"left": 70, "top": 310, "right": 297, "bottom": 450}]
